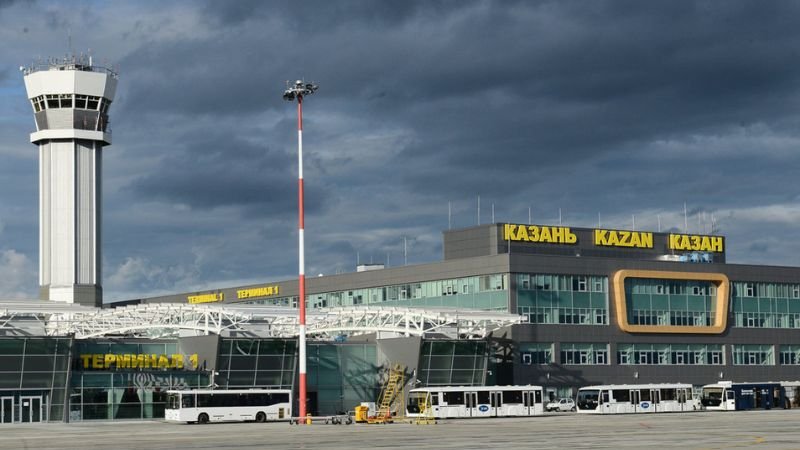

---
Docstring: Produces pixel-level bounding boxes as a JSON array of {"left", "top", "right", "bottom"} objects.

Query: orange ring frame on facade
[{"left": 612, "top": 269, "right": 729, "bottom": 334}]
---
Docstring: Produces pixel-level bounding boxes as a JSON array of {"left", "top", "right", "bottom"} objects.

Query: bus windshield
[
  {"left": 407, "top": 392, "right": 428, "bottom": 414},
  {"left": 577, "top": 390, "right": 600, "bottom": 410},
  {"left": 167, "top": 393, "right": 180, "bottom": 410},
  {"left": 701, "top": 387, "right": 723, "bottom": 407}
]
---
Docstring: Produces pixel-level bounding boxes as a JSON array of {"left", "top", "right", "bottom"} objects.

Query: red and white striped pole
[
  {"left": 296, "top": 94, "right": 308, "bottom": 420},
  {"left": 283, "top": 80, "right": 316, "bottom": 421}
]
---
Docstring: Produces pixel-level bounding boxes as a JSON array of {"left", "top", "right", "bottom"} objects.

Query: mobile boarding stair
[{"left": 367, "top": 364, "right": 405, "bottom": 424}]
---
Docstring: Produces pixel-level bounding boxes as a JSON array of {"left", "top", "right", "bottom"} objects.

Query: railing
[{"left": 22, "top": 55, "right": 118, "bottom": 79}]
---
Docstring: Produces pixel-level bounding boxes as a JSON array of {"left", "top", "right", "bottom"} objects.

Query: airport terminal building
[
  {"left": 4, "top": 222, "right": 799, "bottom": 423},
  {"left": 5, "top": 54, "right": 800, "bottom": 424}
]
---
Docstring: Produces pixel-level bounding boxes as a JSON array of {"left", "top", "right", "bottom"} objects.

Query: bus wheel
[
  {"left": 198, "top": 413, "right": 209, "bottom": 424},
  {"left": 256, "top": 412, "right": 266, "bottom": 423}
]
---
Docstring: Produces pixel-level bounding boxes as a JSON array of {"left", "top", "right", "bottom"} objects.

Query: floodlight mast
[{"left": 283, "top": 79, "right": 317, "bottom": 421}]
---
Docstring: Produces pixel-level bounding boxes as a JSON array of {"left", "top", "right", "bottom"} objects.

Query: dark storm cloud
[
  {"left": 4, "top": 0, "right": 800, "bottom": 300},
  {"left": 124, "top": 130, "right": 329, "bottom": 216},
  {"left": 200, "top": 0, "right": 464, "bottom": 28},
  {"left": 0, "top": 0, "right": 20, "bottom": 9}
]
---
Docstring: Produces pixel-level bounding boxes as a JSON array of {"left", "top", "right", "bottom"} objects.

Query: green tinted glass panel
[{"left": 0, "top": 340, "right": 24, "bottom": 354}]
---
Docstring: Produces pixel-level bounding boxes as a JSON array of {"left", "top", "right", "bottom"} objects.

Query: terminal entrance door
[
  {"left": 20, "top": 396, "right": 42, "bottom": 423},
  {"left": 1, "top": 397, "right": 13, "bottom": 423}
]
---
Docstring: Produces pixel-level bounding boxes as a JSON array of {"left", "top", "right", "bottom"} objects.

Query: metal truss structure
[{"left": 0, "top": 300, "right": 522, "bottom": 340}]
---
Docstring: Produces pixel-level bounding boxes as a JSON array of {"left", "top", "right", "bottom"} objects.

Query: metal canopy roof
[{"left": 0, "top": 300, "right": 522, "bottom": 340}]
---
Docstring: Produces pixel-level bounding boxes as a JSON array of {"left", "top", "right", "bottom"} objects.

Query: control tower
[{"left": 22, "top": 55, "right": 117, "bottom": 306}]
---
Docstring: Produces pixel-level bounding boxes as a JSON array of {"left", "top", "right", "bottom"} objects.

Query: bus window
[
  {"left": 613, "top": 390, "right": 630, "bottom": 402},
  {"left": 430, "top": 393, "right": 439, "bottom": 406},
  {"left": 504, "top": 390, "right": 523, "bottom": 404},
  {"left": 182, "top": 395, "right": 195, "bottom": 408},
  {"left": 443, "top": 391, "right": 464, "bottom": 405},
  {"left": 534, "top": 391, "right": 542, "bottom": 404},
  {"left": 661, "top": 388, "right": 676, "bottom": 401},
  {"left": 601, "top": 391, "right": 609, "bottom": 404},
  {"left": 640, "top": 390, "right": 651, "bottom": 402},
  {"left": 477, "top": 391, "right": 490, "bottom": 404}
]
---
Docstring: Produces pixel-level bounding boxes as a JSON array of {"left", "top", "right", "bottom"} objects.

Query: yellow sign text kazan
[
  {"left": 503, "top": 224, "right": 577, "bottom": 244},
  {"left": 669, "top": 234, "right": 724, "bottom": 252},
  {"left": 594, "top": 229, "right": 653, "bottom": 249}
]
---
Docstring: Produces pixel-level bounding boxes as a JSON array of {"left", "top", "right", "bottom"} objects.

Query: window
[
  {"left": 522, "top": 353, "right": 532, "bottom": 365},
  {"left": 745, "top": 283, "right": 755, "bottom": 297},
  {"left": 733, "top": 344, "right": 774, "bottom": 365},
  {"left": 596, "top": 350, "right": 607, "bottom": 365},
  {"left": 59, "top": 94, "right": 72, "bottom": 108},
  {"left": 573, "top": 276, "right": 588, "bottom": 292},
  {"left": 443, "top": 391, "right": 464, "bottom": 405}
]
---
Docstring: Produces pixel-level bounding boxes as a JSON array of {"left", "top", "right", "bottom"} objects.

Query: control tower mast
[{"left": 22, "top": 55, "right": 118, "bottom": 306}]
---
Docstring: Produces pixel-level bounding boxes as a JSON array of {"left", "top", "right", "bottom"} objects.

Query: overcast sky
[{"left": 1, "top": 0, "right": 799, "bottom": 302}]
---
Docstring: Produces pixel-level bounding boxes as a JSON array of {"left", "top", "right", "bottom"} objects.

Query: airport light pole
[{"left": 283, "top": 80, "right": 318, "bottom": 420}]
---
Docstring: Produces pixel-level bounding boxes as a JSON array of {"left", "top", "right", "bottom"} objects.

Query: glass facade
[
  {"left": 418, "top": 341, "right": 487, "bottom": 386},
  {"left": 617, "top": 343, "right": 724, "bottom": 365},
  {"left": 624, "top": 278, "right": 717, "bottom": 326},
  {"left": 516, "top": 274, "right": 608, "bottom": 325},
  {"left": 244, "top": 275, "right": 509, "bottom": 311},
  {"left": 307, "top": 343, "right": 378, "bottom": 415},
  {"left": 216, "top": 338, "right": 296, "bottom": 389},
  {"left": 732, "top": 344, "right": 774, "bottom": 365},
  {"left": 560, "top": 343, "right": 609, "bottom": 365},
  {"left": 732, "top": 281, "right": 800, "bottom": 328},
  {"left": 70, "top": 340, "right": 209, "bottom": 421},
  {"left": 519, "top": 343, "right": 553, "bottom": 364},
  {"left": 0, "top": 337, "right": 71, "bottom": 422}
]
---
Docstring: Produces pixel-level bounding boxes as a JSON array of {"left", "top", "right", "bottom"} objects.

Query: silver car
[{"left": 546, "top": 398, "right": 576, "bottom": 412}]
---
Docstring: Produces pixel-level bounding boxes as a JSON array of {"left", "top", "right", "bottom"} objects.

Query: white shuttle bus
[
  {"left": 165, "top": 389, "right": 292, "bottom": 424},
  {"left": 576, "top": 383, "right": 698, "bottom": 414},
  {"left": 406, "top": 385, "right": 544, "bottom": 419}
]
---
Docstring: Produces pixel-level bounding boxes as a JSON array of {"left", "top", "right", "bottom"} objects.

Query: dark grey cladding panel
[{"left": 443, "top": 225, "right": 497, "bottom": 260}]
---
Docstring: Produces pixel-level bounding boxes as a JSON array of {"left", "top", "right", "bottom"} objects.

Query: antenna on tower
[
  {"left": 448, "top": 201, "right": 452, "bottom": 230},
  {"left": 477, "top": 195, "right": 481, "bottom": 226},
  {"left": 683, "top": 202, "right": 688, "bottom": 233}
]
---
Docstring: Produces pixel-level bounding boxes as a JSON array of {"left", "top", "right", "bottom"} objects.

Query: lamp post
[{"left": 283, "top": 80, "right": 318, "bottom": 420}]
